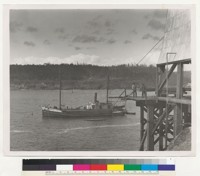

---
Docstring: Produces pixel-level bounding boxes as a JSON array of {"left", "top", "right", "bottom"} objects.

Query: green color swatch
[{"left": 124, "top": 164, "right": 141, "bottom": 170}]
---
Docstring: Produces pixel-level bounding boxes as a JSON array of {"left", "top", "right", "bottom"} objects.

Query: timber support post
[
  {"left": 174, "top": 63, "right": 183, "bottom": 137},
  {"left": 159, "top": 107, "right": 164, "bottom": 151},
  {"left": 183, "top": 105, "right": 190, "bottom": 127},
  {"left": 140, "top": 105, "right": 145, "bottom": 151},
  {"left": 147, "top": 105, "right": 155, "bottom": 151}
]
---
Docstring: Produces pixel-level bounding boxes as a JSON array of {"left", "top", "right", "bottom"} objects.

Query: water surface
[{"left": 10, "top": 89, "right": 141, "bottom": 151}]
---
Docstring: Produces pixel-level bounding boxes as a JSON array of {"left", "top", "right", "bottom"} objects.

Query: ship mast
[
  {"left": 106, "top": 69, "right": 110, "bottom": 104},
  {"left": 59, "top": 66, "right": 62, "bottom": 110}
]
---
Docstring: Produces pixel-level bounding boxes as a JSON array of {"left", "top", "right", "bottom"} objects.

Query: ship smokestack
[{"left": 94, "top": 92, "right": 97, "bottom": 103}]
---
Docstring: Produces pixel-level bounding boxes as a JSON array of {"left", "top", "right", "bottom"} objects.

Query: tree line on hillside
[
  {"left": 10, "top": 63, "right": 156, "bottom": 81},
  {"left": 10, "top": 64, "right": 190, "bottom": 90}
]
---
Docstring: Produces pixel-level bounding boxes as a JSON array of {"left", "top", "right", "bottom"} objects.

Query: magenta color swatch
[{"left": 73, "top": 164, "right": 90, "bottom": 170}]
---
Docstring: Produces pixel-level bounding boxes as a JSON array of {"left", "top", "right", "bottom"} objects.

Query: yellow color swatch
[{"left": 107, "top": 164, "right": 124, "bottom": 171}]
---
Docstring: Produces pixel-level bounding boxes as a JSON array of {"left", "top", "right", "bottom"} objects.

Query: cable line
[{"left": 136, "top": 36, "right": 164, "bottom": 65}]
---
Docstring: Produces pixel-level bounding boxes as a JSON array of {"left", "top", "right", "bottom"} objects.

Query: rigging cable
[{"left": 136, "top": 36, "right": 164, "bottom": 65}]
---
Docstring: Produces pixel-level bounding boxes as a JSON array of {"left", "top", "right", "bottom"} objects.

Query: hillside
[{"left": 10, "top": 64, "right": 191, "bottom": 90}]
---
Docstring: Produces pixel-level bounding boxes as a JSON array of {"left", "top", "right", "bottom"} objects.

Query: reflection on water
[{"left": 10, "top": 89, "right": 140, "bottom": 151}]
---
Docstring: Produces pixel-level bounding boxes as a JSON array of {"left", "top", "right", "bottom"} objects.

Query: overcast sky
[{"left": 10, "top": 9, "right": 167, "bottom": 66}]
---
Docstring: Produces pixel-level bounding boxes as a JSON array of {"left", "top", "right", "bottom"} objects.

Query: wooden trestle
[
  {"left": 128, "top": 58, "right": 191, "bottom": 151},
  {"left": 108, "top": 58, "right": 191, "bottom": 151},
  {"left": 130, "top": 97, "right": 191, "bottom": 151}
]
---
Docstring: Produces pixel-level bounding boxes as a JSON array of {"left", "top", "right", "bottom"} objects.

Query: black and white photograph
[{"left": 7, "top": 5, "right": 193, "bottom": 152}]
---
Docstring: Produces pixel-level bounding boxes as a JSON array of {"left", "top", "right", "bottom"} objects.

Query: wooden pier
[
  {"left": 109, "top": 58, "right": 191, "bottom": 151},
  {"left": 131, "top": 59, "right": 191, "bottom": 151}
]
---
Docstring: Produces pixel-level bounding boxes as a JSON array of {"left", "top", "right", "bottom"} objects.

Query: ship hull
[{"left": 42, "top": 107, "right": 113, "bottom": 118}]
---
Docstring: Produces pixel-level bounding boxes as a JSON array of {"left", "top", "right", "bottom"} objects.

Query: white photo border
[{"left": 3, "top": 4, "right": 196, "bottom": 157}]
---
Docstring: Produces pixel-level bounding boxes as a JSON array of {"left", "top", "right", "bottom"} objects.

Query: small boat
[
  {"left": 42, "top": 68, "right": 126, "bottom": 118},
  {"left": 42, "top": 101, "right": 115, "bottom": 118}
]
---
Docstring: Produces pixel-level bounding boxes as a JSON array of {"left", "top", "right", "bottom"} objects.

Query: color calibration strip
[{"left": 23, "top": 159, "right": 175, "bottom": 171}]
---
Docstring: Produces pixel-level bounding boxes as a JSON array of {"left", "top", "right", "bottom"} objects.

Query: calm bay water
[{"left": 10, "top": 89, "right": 141, "bottom": 151}]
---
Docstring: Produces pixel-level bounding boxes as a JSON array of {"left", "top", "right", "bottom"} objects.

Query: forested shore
[{"left": 10, "top": 64, "right": 190, "bottom": 90}]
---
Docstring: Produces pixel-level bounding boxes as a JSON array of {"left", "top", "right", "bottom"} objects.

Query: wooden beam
[
  {"left": 109, "top": 96, "right": 126, "bottom": 99},
  {"left": 158, "top": 97, "right": 191, "bottom": 105},
  {"left": 174, "top": 105, "right": 183, "bottom": 137},
  {"left": 183, "top": 105, "right": 191, "bottom": 127},
  {"left": 174, "top": 63, "right": 184, "bottom": 137},
  {"left": 139, "top": 129, "right": 147, "bottom": 151},
  {"left": 108, "top": 87, "right": 191, "bottom": 98},
  {"left": 159, "top": 108, "right": 164, "bottom": 151},
  {"left": 164, "top": 106, "right": 169, "bottom": 150},
  {"left": 147, "top": 105, "right": 155, "bottom": 151},
  {"left": 154, "top": 136, "right": 160, "bottom": 145},
  {"left": 176, "top": 63, "right": 183, "bottom": 98},
  {"left": 158, "top": 63, "right": 177, "bottom": 95},
  {"left": 140, "top": 106, "right": 145, "bottom": 151},
  {"left": 152, "top": 105, "right": 175, "bottom": 135},
  {"left": 156, "top": 66, "right": 159, "bottom": 96},
  {"left": 157, "top": 58, "right": 191, "bottom": 66},
  {"left": 143, "top": 118, "right": 147, "bottom": 124},
  {"left": 167, "top": 137, "right": 174, "bottom": 142}
]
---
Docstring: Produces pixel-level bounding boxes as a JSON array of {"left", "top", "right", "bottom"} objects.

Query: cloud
[
  {"left": 107, "top": 38, "right": 116, "bottom": 44},
  {"left": 153, "top": 10, "right": 167, "bottom": 18},
  {"left": 87, "top": 15, "right": 103, "bottom": 28},
  {"left": 26, "top": 26, "right": 38, "bottom": 32},
  {"left": 148, "top": 19, "right": 165, "bottom": 30},
  {"left": 92, "top": 30, "right": 101, "bottom": 35},
  {"left": 104, "top": 19, "right": 116, "bottom": 35},
  {"left": 106, "top": 28, "right": 115, "bottom": 35},
  {"left": 88, "top": 20, "right": 101, "bottom": 28},
  {"left": 87, "top": 17, "right": 116, "bottom": 36},
  {"left": 12, "top": 54, "right": 158, "bottom": 66},
  {"left": 105, "top": 19, "right": 116, "bottom": 28},
  {"left": 86, "top": 46, "right": 96, "bottom": 50},
  {"left": 124, "top": 40, "right": 132, "bottom": 44},
  {"left": 105, "top": 20, "right": 112, "bottom": 27},
  {"left": 55, "top": 27, "right": 65, "bottom": 33},
  {"left": 72, "top": 35, "right": 105, "bottom": 43},
  {"left": 88, "top": 17, "right": 116, "bottom": 35},
  {"left": 43, "top": 40, "right": 51, "bottom": 45},
  {"left": 10, "top": 21, "right": 23, "bottom": 33},
  {"left": 64, "top": 54, "right": 100, "bottom": 65},
  {"left": 74, "top": 46, "right": 81, "bottom": 50},
  {"left": 58, "top": 34, "right": 68, "bottom": 41},
  {"left": 24, "top": 41, "right": 35, "bottom": 47},
  {"left": 142, "top": 33, "right": 160, "bottom": 41},
  {"left": 13, "top": 54, "right": 100, "bottom": 65},
  {"left": 131, "top": 29, "right": 138, "bottom": 34}
]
